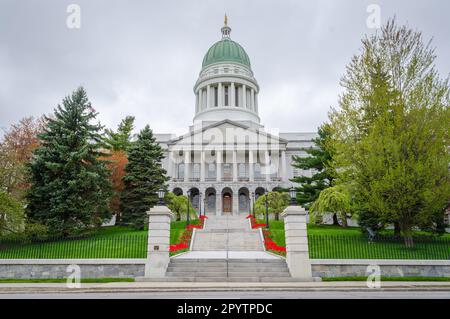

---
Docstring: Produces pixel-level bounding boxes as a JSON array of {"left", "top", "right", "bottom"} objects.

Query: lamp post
[
  {"left": 198, "top": 193, "right": 202, "bottom": 218},
  {"left": 248, "top": 196, "right": 251, "bottom": 216},
  {"left": 157, "top": 188, "right": 166, "bottom": 206},
  {"left": 289, "top": 187, "right": 297, "bottom": 206},
  {"left": 186, "top": 189, "right": 191, "bottom": 226},
  {"left": 251, "top": 191, "right": 255, "bottom": 218},
  {"left": 265, "top": 188, "right": 269, "bottom": 229}
]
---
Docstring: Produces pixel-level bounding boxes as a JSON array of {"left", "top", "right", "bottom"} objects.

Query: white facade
[{"left": 155, "top": 21, "right": 317, "bottom": 215}]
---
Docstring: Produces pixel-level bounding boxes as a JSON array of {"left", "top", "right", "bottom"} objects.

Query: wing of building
[{"left": 155, "top": 19, "right": 318, "bottom": 215}]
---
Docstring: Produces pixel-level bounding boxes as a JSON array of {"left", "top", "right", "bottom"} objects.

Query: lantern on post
[{"left": 157, "top": 188, "right": 166, "bottom": 206}]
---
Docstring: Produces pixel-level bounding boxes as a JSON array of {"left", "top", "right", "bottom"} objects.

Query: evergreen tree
[
  {"left": 120, "top": 125, "right": 168, "bottom": 229},
  {"left": 26, "top": 87, "right": 112, "bottom": 236},
  {"left": 104, "top": 116, "right": 135, "bottom": 151},
  {"left": 290, "top": 123, "right": 334, "bottom": 211}
]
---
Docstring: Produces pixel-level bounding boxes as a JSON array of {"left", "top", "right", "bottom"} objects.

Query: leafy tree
[
  {"left": 310, "top": 185, "right": 351, "bottom": 227},
  {"left": 165, "top": 192, "right": 197, "bottom": 221},
  {"left": 329, "top": 18, "right": 450, "bottom": 246},
  {"left": 26, "top": 87, "right": 112, "bottom": 236},
  {"left": 120, "top": 125, "right": 168, "bottom": 229},
  {"left": 104, "top": 116, "right": 135, "bottom": 151},
  {"left": 0, "top": 116, "right": 46, "bottom": 199},
  {"left": 0, "top": 191, "right": 24, "bottom": 236},
  {"left": 254, "top": 191, "right": 290, "bottom": 221},
  {"left": 290, "top": 123, "right": 337, "bottom": 223},
  {"left": 101, "top": 150, "right": 128, "bottom": 223}
]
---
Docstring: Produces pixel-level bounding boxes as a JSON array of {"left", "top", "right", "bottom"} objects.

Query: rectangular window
[
  {"left": 235, "top": 86, "right": 239, "bottom": 106},
  {"left": 214, "top": 87, "right": 218, "bottom": 106},
  {"left": 224, "top": 86, "right": 229, "bottom": 106},
  {"left": 192, "top": 163, "right": 200, "bottom": 179},
  {"left": 208, "top": 163, "right": 216, "bottom": 178}
]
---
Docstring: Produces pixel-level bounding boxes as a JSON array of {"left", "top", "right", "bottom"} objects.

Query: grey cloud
[{"left": 1, "top": 0, "right": 449, "bottom": 136}]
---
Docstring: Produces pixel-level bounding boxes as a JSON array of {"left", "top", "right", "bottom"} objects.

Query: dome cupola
[{"left": 193, "top": 16, "right": 260, "bottom": 125}]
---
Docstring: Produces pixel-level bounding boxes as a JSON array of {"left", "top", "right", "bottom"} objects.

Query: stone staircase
[
  {"left": 163, "top": 258, "right": 293, "bottom": 282},
  {"left": 192, "top": 215, "right": 263, "bottom": 251}
]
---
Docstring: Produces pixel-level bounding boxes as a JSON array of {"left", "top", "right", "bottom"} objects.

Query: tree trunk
[
  {"left": 394, "top": 222, "right": 400, "bottom": 236},
  {"left": 275, "top": 212, "right": 279, "bottom": 221},
  {"left": 332, "top": 213, "right": 339, "bottom": 225},
  {"left": 339, "top": 212, "right": 348, "bottom": 228},
  {"left": 400, "top": 222, "right": 414, "bottom": 247}
]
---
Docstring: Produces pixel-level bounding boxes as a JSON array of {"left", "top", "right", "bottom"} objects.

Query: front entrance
[{"left": 223, "top": 193, "right": 232, "bottom": 213}]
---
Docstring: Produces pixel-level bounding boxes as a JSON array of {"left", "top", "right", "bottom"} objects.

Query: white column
[
  {"left": 265, "top": 150, "right": 270, "bottom": 182},
  {"left": 233, "top": 150, "right": 238, "bottom": 182},
  {"left": 218, "top": 82, "right": 223, "bottom": 107},
  {"left": 195, "top": 92, "right": 199, "bottom": 113},
  {"left": 249, "top": 150, "right": 254, "bottom": 182},
  {"left": 206, "top": 85, "right": 211, "bottom": 109},
  {"left": 255, "top": 93, "right": 258, "bottom": 112},
  {"left": 144, "top": 207, "right": 174, "bottom": 278},
  {"left": 184, "top": 150, "right": 190, "bottom": 182},
  {"left": 198, "top": 89, "right": 202, "bottom": 111},
  {"left": 216, "top": 150, "right": 222, "bottom": 182},
  {"left": 242, "top": 84, "right": 246, "bottom": 109},
  {"left": 232, "top": 190, "right": 239, "bottom": 215},
  {"left": 216, "top": 192, "right": 221, "bottom": 216},
  {"left": 200, "top": 151, "right": 205, "bottom": 182},
  {"left": 281, "top": 150, "right": 287, "bottom": 182},
  {"left": 167, "top": 151, "right": 173, "bottom": 179},
  {"left": 281, "top": 206, "right": 313, "bottom": 280},
  {"left": 251, "top": 89, "right": 255, "bottom": 111},
  {"left": 231, "top": 82, "right": 235, "bottom": 107}
]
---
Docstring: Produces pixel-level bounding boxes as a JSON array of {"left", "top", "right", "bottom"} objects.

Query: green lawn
[
  {"left": 260, "top": 220, "right": 450, "bottom": 260},
  {"left": 0, "top": 221, "right": 195, "bottom": 259}
]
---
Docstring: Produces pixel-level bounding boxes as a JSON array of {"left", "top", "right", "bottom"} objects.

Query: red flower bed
[
  {"left": 170, "top": 218, "right": 205, "bottom": 253},
  {"left": 262, "top": 229, "right": 286, "bottom": 256},
  {"left": 246, "top": 215, "right": 266, "bottom": 229},
  {"left": 199, "top": 215, "right": 208, "bottom": 220}
]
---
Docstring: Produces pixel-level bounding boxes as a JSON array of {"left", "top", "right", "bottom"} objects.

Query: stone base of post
[
  {"left": 144, "top": 205, "right": 174, "bottom": 278},
  {"left": 281, "top": 205, "right": 313, "bottom": 281}
]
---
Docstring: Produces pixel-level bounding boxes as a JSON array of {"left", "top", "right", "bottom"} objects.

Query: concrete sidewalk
[{"left": 0, "top": 281, "right": 450, "bottom": 294}]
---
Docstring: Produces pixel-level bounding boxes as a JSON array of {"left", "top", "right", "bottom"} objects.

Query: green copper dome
[{"left": 202, "top": 38, "right": 251, "bottom": 69}]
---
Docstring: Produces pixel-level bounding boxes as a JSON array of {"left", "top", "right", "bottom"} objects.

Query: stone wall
[
  {"left": 311, "top": 259, "right": 450, "bottom": 278},
  {"left": 0, "top": 259, "right": 146, "bottom": 279},
  {"left": 0, "top": 259, "right": 449, "bottom": 279}
]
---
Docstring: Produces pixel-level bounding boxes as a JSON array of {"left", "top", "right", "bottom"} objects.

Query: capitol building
[{"left": 155, "top": 18, "right": 317, "bottom": 216}]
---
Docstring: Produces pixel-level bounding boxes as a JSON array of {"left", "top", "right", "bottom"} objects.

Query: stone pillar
[
  {"left": 242, "top": 84, "right": 246, "bottom": 109},
  {"left": 216, "top": 191, "right": 221, "bottom": 216},
  {"left": 265, "top": 150, "right": 270, "bottom": 182},
  {"left": 218, "top": 82, "right": 223, "bottom": 107},
  {"left": 200, "top": 151, "right": 205, "bottom": 182},
  {"left": 232, "top": 190, "right": 239, "bottom": 215},
  {"left": 206, "top": 85, "right": 211, "bottom": 109},
  {"left": 281, "top": 150, "right": 287, "bottom": 182},
  {"left": 281, "top": 206, "right": 313, "bottom": 280},
  {"left": 184, "top": 150, "right": 190, "bottom": 182},
  {"left": 249, "top": 149, "right": 254, "bottom": 182},
  {"left": 231, "top": 82, "right": 235, "bottom": 107},
  {"left": 232, "top": 150, "right": 238, "bottom": 182},
  {"left": 195, "top": 92, "right": 199, "bottom": 113},
  {"left": 216, "top": 150, "right": 222, "bottom": 182},
  {"left": 255, "top": 93, "right": 258, "bottom": 112},
  {"left": 144, "top": 206, "right": 174, "bottom": 278}
]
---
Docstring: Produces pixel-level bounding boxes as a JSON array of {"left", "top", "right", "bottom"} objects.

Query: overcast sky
[{"left": 1, "top": 0, "right": 449, "bottom": 137}]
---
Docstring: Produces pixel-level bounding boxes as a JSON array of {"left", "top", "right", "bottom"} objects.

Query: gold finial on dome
[{"left": 221, "top": 14, "right": 231, "bottom": 38}]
